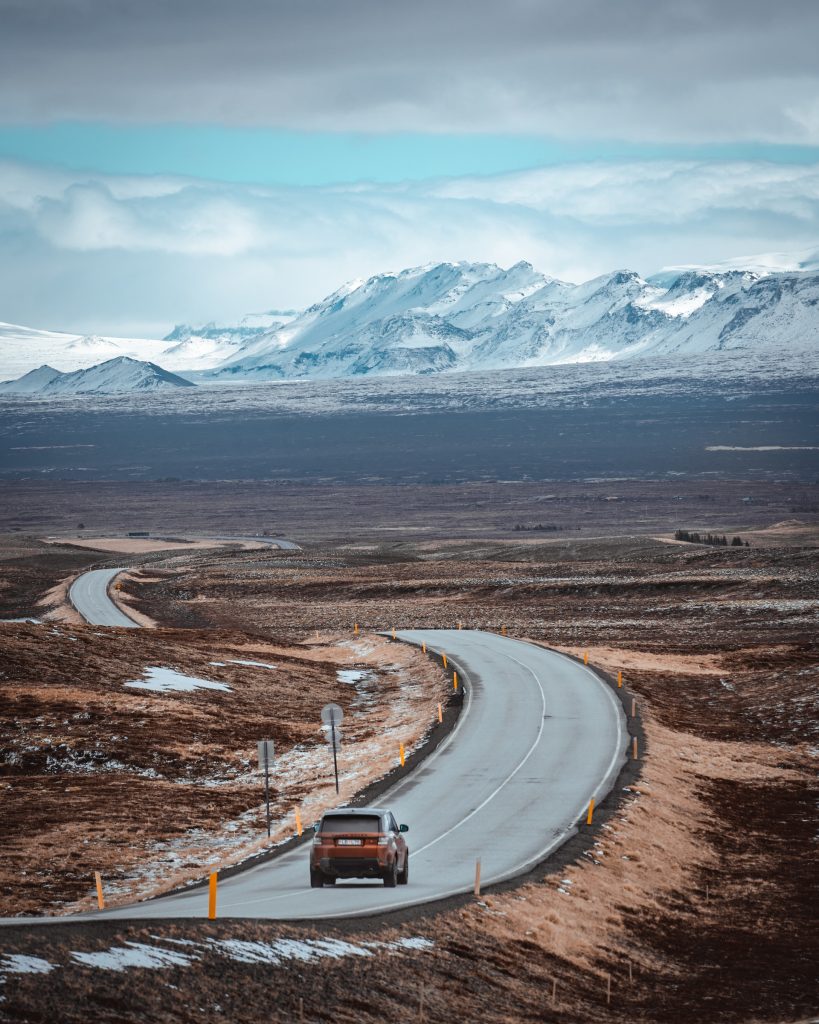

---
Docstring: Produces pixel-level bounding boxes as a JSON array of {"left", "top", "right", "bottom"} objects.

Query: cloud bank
[{"left": 1, "top": 157, "right": 818, "bottom": 335}]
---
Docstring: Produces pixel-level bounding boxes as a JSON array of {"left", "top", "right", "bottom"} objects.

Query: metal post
[
  {"left": 331, "top": 715, "right": 340, "bottom": 794},
  {"left": 264, "top": 743, "right": 271, "bottom": 837}
]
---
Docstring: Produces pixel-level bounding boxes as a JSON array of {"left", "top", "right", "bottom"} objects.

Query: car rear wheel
[
  {"left": 383, "top": 860, "right": 398, "bottom": 887},
  {"left": 310, "top": 869, "right": 324, "bottom": 888},
  {"left": 398, "top": 853, "right": 409, "bottom": 885}
]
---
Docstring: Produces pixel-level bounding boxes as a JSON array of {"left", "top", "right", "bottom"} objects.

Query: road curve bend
[
  {"left": 5, "top": 629, "right": 627, "bottom": 923},
  {"left": 69, "top": 567, "right": 139, "bottom": 628},
  {"left": 68, "top": 536, "right": 299, "bottom": 627}
]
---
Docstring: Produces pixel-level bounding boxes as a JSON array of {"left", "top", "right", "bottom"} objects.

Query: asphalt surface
[
  {"left": 67, "top": 536, "right": 299, "bottom": 627},
  {"left": 68, "top": 567, "right": 140, "bottom": 628},
  {"left": 4, "top": 629, "right": 627, "bottom": 923}
]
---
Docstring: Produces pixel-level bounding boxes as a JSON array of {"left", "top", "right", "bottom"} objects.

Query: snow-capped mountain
[
  {"left": 0, "top": 309, "right": 302, "bottom": 380},
  {"left": 0, "top": 357, "right": 195, "bottom": 394},
  {"left": 206, "top": 259, "right": 819, "bottom": 381},
  {"left": 160, "top": 312, "right": 299, "bottom": 370}
]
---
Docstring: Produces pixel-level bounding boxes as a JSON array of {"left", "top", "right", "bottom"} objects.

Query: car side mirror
[{"left": 399, "top": 823, "right": 409, "bottom": 833}]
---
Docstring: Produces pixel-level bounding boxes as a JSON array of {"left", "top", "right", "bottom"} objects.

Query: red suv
[{"left": 310, "top": 807, "right": 409, "bottom": 887}]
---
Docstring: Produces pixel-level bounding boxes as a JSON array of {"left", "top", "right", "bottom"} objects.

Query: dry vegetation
[
  {"left": 0, "top": 503, "right": 817, "bottom": 1023},
  {"left": 0, "top": 620, "right": 448, "bottom": 916}
]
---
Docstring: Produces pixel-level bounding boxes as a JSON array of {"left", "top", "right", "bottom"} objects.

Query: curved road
[
  {"left": 10, "top": 629, "right": 627, "bottom": 922},
  {"left": 68, "top": 536, "right": 299, "bottom": 627}
]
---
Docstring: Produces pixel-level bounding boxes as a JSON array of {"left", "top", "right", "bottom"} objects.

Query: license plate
[{"left": 337, "top": 838, "right": 362, "bottom": 846}]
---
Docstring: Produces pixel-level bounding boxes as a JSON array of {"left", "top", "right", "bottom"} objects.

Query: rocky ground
[{"left": 0, "top": 514, "right": 816, "bottom": 1023}]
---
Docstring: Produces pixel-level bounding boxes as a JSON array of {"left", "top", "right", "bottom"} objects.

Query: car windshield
[{"left": 320, "top": 814, "right": 381, "bottom": 834}]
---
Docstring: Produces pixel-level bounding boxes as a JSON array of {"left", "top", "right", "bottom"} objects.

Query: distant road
[
  {"left": 68, "top": 567, "right": 140, "bottom": 628},
  {"left": 2, "top": 630, "right": 627, "bottom": 923},
  {"left": 68, "top": 536, "right": 299, "bottom": 627}
]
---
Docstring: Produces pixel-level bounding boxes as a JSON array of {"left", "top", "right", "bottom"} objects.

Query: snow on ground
[
  {"left": 124, "top": 667, "right": 232, "bottom": 694},
  {"left": 0, "top": 954, "right": 55, "bottom": 975},
  {"left": 62, "top": 935, "right": 433, "bottom": 973}
]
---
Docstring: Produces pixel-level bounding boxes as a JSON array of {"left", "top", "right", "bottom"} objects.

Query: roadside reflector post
[
  {"left": 617, "top": 670, "right": 623, "bottom": 688},
  {"left": 354, "top": 622, "right": 359, "bottom": 635},
  {"left": 631, "top": 698, "right": 637, "bottom": 718},
  {"left": 587, "top": 797, "right": 595, "bottom": 825},
  {"left": 399, "top": 742, "right": 405, "bottom": 767},
  {"left": 632, "top": 736, "right": 638, "bottom": 760},
  {"left": 474, "top": 857, "right": 481, "bottom": 897},
  {"left": 208, "top": 871, "right": 218, "bottom": 919},
  {"left": 583, "top": 651, "right": 589, "bottom": 665},
  {"left": 94, "top": 871, "right": 104, "bottom": 910},
  {"left": 295, "top": 806, "right": 302, "bottom": 837},
  {"left": 458, "top": 621, "right": 462, "bottom": 630},
  {"left": 502, "top": 625, "right": 506, "bottom": 636},
  {"left": 453, "top": 671, "right": 458, "bottom": 691},
  {"left": 442, "top": 653, "right": 447, "bottom": 669},
  {"left": 422, "top": 641, "right": 427, "bottom": 654},
  {"left": 437, "top": 702, "right": 443, "bottom": 724},
  {"left": 392, "top": 627, "right": 396, "bottom": 640}
]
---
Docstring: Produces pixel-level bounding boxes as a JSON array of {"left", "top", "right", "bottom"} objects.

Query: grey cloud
[{"left": 1, "top": 0, "right": 818, "bottom": 141}]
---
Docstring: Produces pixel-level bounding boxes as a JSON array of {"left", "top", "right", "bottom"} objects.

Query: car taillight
[
  {"left": 313, "top": 833, "right": 322, "bottom": 845},
  {"left": 377, "top": 836, "right": 391, "bottom": 846}
]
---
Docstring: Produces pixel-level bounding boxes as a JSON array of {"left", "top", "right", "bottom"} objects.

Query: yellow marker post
[
  {"left": 453, "top": 671, "right": 458, "bottom": 691},
  {"left": 586, "top": 797, "right": 595, "bottom": 825},
  {"left": 458, "top": 622, "right": 462, "bottom": 630},
  {"left": 631, "top": 698, "right": 637, "bottom": 718},
  {"left": 94, "top": 871, "right": 104, "bottom": 910},
  {"left": 501, "top": 625, "right": 506, "bottom": 636},
  {"left": 437, "top": 702, "right": 443, "bottom": 724},
  {"left": 442, "top": 653, "right": 447, "bottom": 669},
  {"left": 295, "top": 806, "right": 303, "bottom": 837},
  {"left": 354, "top": 622, "right": 359, "bottom": 635},
  {"left": 392, "top": 627, "right": 396, "bottom": 640},
  {"left": 583, "top": 651, "right": 589, "bottom": 666},
  {"left": 632, "top": 736, "right": 638, "bottom": 760},
  {"left": 474, "top": 857, "right": 481, "bottom": 897},
  {"left": 399, "top": 742, "right": 405, "bottom": 767},
  {"left": 422, "top": 642, "right": 426, "bottom": 654},
  {"left": 208, "top": 871, "right": 218, "bottom": 920},
  {"left": 617, "top": 670, "right": 623, "bottom": 688}
]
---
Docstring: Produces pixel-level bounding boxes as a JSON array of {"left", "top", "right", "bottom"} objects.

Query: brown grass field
[{"left": 0, "top": 481, "right": 816, "bottom": 1023}]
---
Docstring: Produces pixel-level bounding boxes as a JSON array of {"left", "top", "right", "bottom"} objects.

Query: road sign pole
[
  {"left": 264, "top": 744, "right": 271, "bottom": 837},
  {"left": 331, "top": 717, "right": 340, "bottom": 794}
]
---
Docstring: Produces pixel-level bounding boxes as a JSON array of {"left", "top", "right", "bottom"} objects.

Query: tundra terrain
[{"left": 0, "top": 503, "right": 816, "bottom": 1023}]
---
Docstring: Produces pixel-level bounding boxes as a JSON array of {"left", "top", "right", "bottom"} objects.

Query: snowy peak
[
  {"left": 0, "top": 356, "right": 195, "bottom": 394},
  {"left": 209, "top": 259, "right": 819, "bottom": 381}
]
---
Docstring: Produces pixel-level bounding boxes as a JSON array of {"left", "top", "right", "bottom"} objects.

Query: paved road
[
  {"left": 69, "top": 567, "right": 140, "bottom": 628},
  {"left": 68, "top": 536, "right": 299, "bottom": 627},
  {"left": 12, "top": 629, "right": 626, "bottom": 922}
]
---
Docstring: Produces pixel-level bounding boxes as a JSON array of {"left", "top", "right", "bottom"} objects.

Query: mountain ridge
[
  {"left": 207, "top": 260, "right": 819, "bottom": 381},
  {"left": 0, "top": 356, "right": 196, "bottom": 394}
]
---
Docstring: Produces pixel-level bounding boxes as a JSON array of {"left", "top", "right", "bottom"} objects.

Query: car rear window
[{"left": 320, "top": 814, "right": 381, "bottom": 834}]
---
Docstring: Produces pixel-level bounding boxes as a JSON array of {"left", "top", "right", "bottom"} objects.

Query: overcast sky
[{"left": 1, "top": 0, "right": 818, "bottom": 335}]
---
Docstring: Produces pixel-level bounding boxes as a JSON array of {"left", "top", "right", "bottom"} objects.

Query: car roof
[{"left": 322, "top": 807, "right": 390, "bottom": 816}]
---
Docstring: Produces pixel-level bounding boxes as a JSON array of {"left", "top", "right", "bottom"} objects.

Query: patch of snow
[
  {"left": 125, "top": 667, "right": 232, "bottom": 694},
  {"left": 337, "top": 669, "right": 372, "bottom": 684},
  {"left": 0, "top": 954, "right": 56, "bottom": 974},
  {"left": 70, "top": 942, "right": 195, "bottom": 972},
  {"left": 66, "top": 935, "right": 432, "bottom": 973}
]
